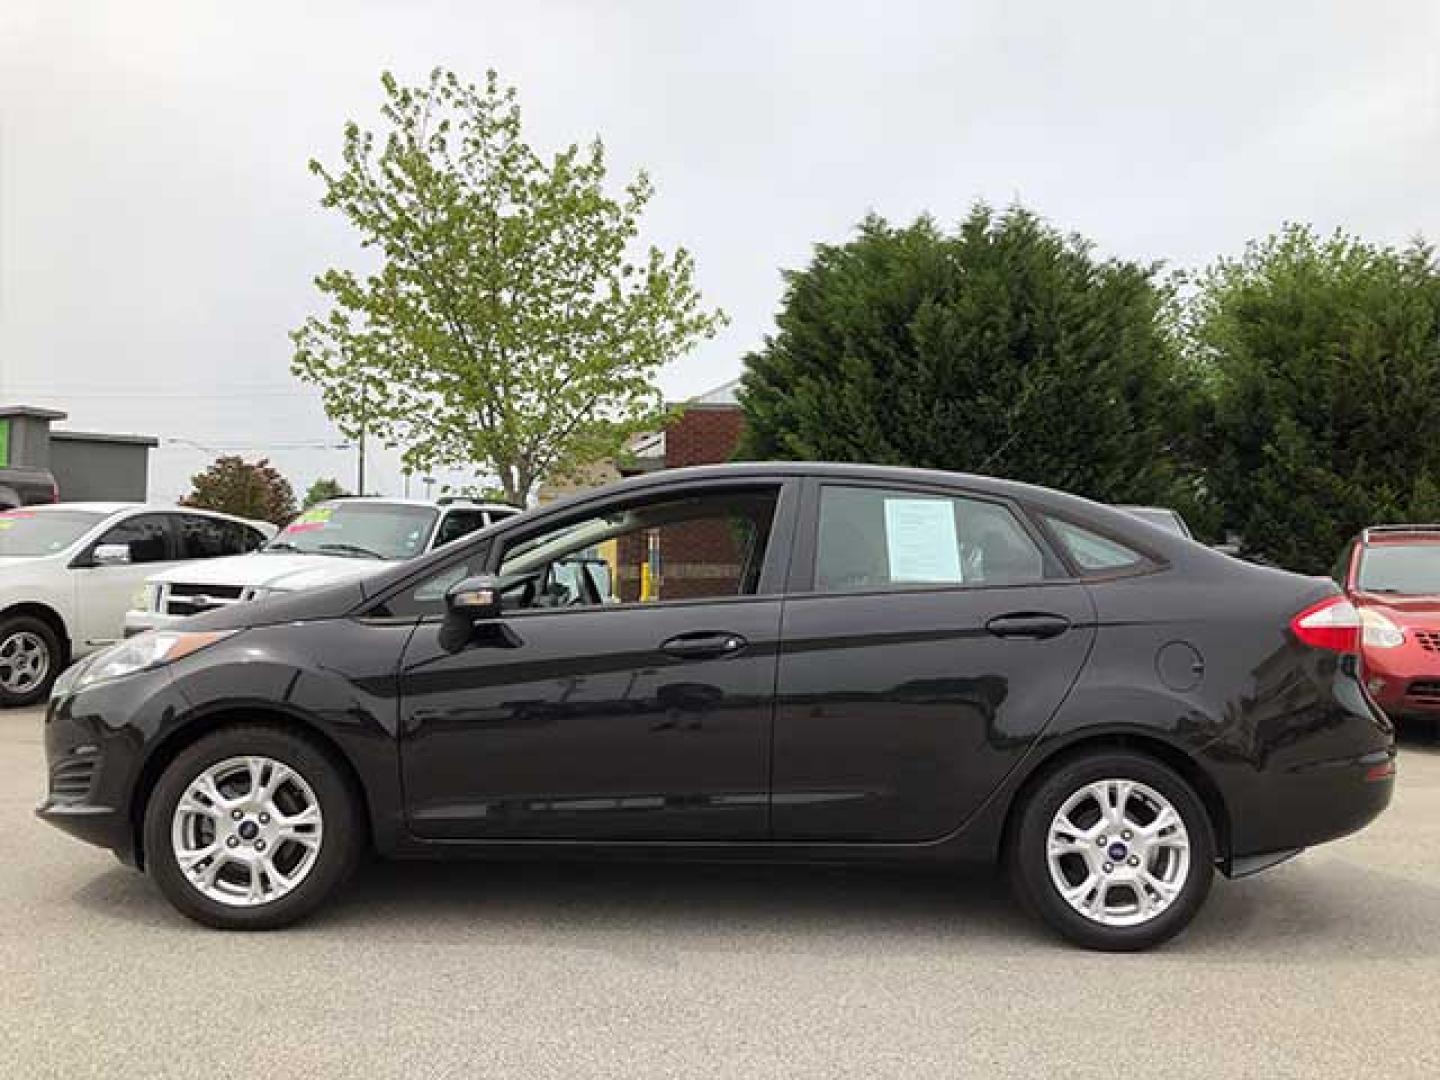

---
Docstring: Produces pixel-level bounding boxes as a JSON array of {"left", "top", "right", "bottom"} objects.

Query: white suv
[
  {"left": 125, "top": 497, "right": 518, "bottom": 638},
  {"left": 0, "top": 503, "right": 275, "bottom": 706}
]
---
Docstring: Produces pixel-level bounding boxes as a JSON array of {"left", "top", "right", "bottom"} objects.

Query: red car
[{"left": 1337, "top": 525, "right": 1440, "bottom": 726}]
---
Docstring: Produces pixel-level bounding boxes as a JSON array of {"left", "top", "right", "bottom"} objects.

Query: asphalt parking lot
[{"left": 3, "top": 706, "right": 1439, "bottom": 1079}]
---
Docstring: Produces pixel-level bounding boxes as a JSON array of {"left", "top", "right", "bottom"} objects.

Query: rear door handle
[
  {"left": 660, "top": 632, "right": 748, "bottom": 659},
  {"left": 985, "top": 612, "right": 1071, "bottom": 640}
]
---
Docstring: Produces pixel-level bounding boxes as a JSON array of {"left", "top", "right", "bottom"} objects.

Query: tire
[
  {"left": 1007, "top": 750, "right": 1215, "bottom": 952},
  {"left": 143, "top": 725, "right": 363, "bottom": 930},
  {"left": 0, "top": 614, "right": 63, "bottom": 707}
]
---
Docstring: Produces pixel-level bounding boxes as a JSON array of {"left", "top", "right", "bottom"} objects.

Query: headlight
[
  {"left": 1360, "top": 609, "right": 1405, "bottom": 649},
  {"left": 52, "top": 630, "right": 237, "bottom": 698}
]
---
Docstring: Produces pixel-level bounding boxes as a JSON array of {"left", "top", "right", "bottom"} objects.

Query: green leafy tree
[
  {"left": 1185, "top": 224, "right": 1440, "bottom": 572},
  {"left": 292, "top": 68, "right": 726, "bottom": 506},
  {"left": 738, "top": 206, "right": 1198, "bottom": 507},
  {"left": 182, "top": 456, "right": 297, "bottom": 526},
  {"left": 303, "top": 477, "right": 349, "bottom": 507}
]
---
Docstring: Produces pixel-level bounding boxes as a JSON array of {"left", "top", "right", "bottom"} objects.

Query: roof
[
  {"left": 321, "top": 496, "right": 516, "bottom": 511},
  {"left": 51, "top": 430, "right": 159, "bottom": 448},
  {"left": 0, "top": 405, "right": 67, "bottom": 421},
  {"left": 20, "top": 501, "right": 138, "bottom": 515},
  {"left": 18, "top": 503, "right": 280, "bottom": 526},
  {"left": 538, "top": 460, "right": 1164, "bottom": 540},
  {"left": 1362, "top": 525, "right": 1440, "bottom": 544},
  {"left": 686, "top": 378, "right": 741, "bottom": 407}
]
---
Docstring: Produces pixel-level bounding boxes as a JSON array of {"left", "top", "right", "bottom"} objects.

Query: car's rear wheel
[
  {"left": 0, "top": 614, "right": 61, "bottom": 707},
  {"left": 143, "top": 725, "right": 362, "bottom": 929},
  {"left": 1008, "top": 750, "right": 1215, "bottom": 951}
]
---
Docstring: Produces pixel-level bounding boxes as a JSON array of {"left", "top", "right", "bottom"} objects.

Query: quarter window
[
  {"left": 814, "top": 485, "right": 1045, "bottom": 592},
  {"left": 1046, "top": 517, "right": 1146, "bottom": 573}
]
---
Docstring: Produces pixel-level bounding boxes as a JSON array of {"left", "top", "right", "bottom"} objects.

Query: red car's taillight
[{"left": 1290, "top": 595, "right": 1361, "bottom": 653}]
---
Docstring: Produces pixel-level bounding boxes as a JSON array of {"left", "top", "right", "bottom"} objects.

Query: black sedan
[{"left": 37, "top": 463, "right": 1395, "bottom": 950}]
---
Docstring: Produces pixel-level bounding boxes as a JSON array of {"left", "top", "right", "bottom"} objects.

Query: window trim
[{"left": 787, "top": 477, "right": 1068, "bottom": 598}]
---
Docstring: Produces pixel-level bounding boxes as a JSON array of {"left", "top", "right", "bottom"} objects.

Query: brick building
[{"left": 612, "top": 379, "right": 752, "bottom": 602}]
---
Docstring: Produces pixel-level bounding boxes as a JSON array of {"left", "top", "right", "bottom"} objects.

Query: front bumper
[
  {"left": 34, "top": 665, "right": 188, "bottom": 867},
  {"left": 1361, "top": 645, "right": 1440, "bottom": 716}
]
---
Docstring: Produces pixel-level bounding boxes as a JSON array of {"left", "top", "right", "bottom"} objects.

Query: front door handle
[
  {"left": 660, "top": 632, "right": 748, "bottom": 659},
  {"left": 985, "top": 612, "right": 1071, "bottom": 640}
]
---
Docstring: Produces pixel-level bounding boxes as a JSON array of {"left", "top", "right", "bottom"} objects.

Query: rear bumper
[{"left": 1226, "top": 744, "right": 1395, "bottom": 866}]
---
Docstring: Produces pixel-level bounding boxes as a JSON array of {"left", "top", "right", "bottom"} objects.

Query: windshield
[
  {"left": 266, "top": 502, "right": 438, "bottom": 561},
  {"left": 0, "top": 509, "right": 106, "bottom": 557},
  {"left": 1356, "top": 544, "right": 1440, "bottom": 595}
]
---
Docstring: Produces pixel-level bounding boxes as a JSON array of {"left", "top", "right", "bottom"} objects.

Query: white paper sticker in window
[{"left": 883, "top": 498, "right": 962, "bottom": 583}]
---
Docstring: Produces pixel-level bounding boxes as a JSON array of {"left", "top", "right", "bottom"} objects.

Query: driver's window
[{"left": 499, "top": 487, "right": 779, "bottom": 610}]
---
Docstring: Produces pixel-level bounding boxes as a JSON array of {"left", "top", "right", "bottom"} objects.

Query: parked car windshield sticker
[
  {"left": 283, "top": 507, "right": 334, "bottom": 535},
  {"left": 884, "top": 497, "right": 963, "bottom": 583}
]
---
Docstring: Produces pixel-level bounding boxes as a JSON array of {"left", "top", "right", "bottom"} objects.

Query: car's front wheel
[
  {"left": 0, "top": 614, "right": 62, "bottom": 707},
  {"left": 1008, "top": 750, "right": 1215, "bottom": 951},
  {"left": 143, "top": 725, "right": 363, "bottom": 929}
]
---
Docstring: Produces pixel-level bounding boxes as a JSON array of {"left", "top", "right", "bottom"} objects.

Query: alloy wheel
[
  {"left": 170, "top": 756, "right": 325, "bottom": 907},
  {"left": 0, "top": 630, "right": 49, "bottom": 695},
  {"left": 1045, "top": 778, "right": 1191, "bottom": 928}
]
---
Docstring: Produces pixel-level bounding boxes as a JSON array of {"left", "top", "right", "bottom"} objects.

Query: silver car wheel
[
  {"left": 1046, "top": 778, "right": 1191, "bottom": 928},
  {"left": 170, "top": 755, "right": 325, "bottom": 908},
  {"left": 0, "top": 630, "right": 50, "bottom": 694}
]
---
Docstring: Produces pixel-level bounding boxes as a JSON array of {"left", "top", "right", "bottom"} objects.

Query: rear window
[{"left": 1046, "top": 517, "right": 1148, "bottom": 573}]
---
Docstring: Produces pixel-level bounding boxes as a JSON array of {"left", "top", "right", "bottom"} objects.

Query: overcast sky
[{"left": 2, "top": 0, "right": 1437, "bottom": 503}]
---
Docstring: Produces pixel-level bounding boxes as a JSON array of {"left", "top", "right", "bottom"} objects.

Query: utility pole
[{"left": 356, "top": 381, "right": 367, "bottom": 495}]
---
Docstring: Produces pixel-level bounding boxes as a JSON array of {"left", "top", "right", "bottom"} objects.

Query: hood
[
  {"left": 1353, "top": 591, "right": 1440, "bottom": 623},
  {"left": 0, "top": 555, "right": 50, "bottom": 568},
  {"left": 146, "top": 551, "right": 395, "bottom": 592}
]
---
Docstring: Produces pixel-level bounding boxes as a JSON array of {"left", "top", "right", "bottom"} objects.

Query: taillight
[{"left": 1290, "top": 595, "right": 1361, "bottom": 653}]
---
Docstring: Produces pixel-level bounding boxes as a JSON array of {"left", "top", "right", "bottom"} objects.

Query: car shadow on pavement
[
  {"left": 1396, "top": 726, "right": 1440, "bottom": 753},
  {"left": 70, "top": 851, "right": 1440, "bottom": 962}
]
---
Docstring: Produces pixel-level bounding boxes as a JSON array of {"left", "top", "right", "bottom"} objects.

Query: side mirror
[
  {"left": 91, "top": 543, "right": 132, "bottom": 566},
  {"left": 445, "top": 574, "right": 502, "bottom": 621}
]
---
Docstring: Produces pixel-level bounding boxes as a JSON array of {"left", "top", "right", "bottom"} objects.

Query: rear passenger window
[
  {"left": 814, "top": 486, "right": 1046, "bottom": 592},
  {"left": 176, "top": 515, "right": 266, "bottom": 558},
  {"left": 176, "top": 515, "right": 226, "bottom": 558},
  {"left": 1046, "top": 518, "right": 1146, "bottom": 573}
]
